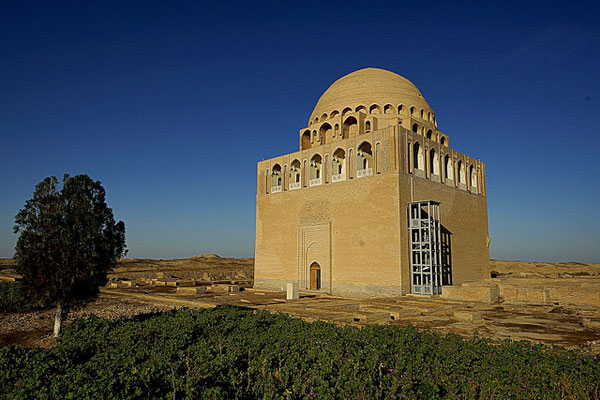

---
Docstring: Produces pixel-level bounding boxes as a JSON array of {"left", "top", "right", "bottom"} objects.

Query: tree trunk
[{"left": 53, "top": 303, "right": 65, "bottom": 337}]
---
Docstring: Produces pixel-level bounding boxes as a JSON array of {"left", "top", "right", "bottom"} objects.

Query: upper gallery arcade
[
  {"left": 262, "top": 67, "right": 485, "bottom": 196},
  {"left": 302, "top": 67, "right": 446, "bottom": 149}
]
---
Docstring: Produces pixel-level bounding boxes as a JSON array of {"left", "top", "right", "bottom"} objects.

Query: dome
[{"left": 309, "top": 68, "right": 434, "bottom": 124}]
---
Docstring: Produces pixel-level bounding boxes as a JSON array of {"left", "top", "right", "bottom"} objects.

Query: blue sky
[{"left": 1, "top": 1, "right": 599, "bottom": 261}]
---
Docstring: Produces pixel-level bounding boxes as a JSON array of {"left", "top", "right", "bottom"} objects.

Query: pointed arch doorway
[
  {"left": 309, "top": 262, "right": 321, "bottom": 290},
  {"left": 298, "top": 222, "right": 331, "bottom": 293}
]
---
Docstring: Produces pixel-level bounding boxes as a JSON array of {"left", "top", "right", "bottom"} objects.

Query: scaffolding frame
[{"left": 408, "top": 201, "right": 442, "bottom": 295}]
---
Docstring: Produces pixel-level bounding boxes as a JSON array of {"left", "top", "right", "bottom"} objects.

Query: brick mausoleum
[{"left": 254, "top": 68, "right": 490, "bottom": 298}]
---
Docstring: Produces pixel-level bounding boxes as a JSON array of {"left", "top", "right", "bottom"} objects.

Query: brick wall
[{"left": 255, "top": 124, "right": 489, "bottom": 298}]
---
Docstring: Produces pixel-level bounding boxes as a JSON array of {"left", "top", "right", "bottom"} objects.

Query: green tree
[{"left": 13, "top": 174, "right": 126, "bottom": 337}]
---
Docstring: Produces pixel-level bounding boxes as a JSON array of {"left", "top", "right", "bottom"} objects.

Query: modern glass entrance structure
[{"left": 408, "top": 201, "right": 442, "bottom": 295}]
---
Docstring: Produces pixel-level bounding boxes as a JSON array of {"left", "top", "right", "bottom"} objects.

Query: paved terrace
[{"left": 102, "top": 285, "right": 600, "bottom": 351}]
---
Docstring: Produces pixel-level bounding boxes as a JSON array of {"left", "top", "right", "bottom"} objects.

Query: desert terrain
[{"left": 1, "top": 256, "right": 599, "bottom": 352}]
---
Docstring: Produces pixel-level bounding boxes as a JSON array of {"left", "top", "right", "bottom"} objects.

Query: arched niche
[
  {"left": 444, "top": 155, "right": 453, "bottom": 180},
  {"left": 458, "top": 160, "right": 465, "bottom": 184},
  {"left": 343, "top": 116, "right": 358, "bottom": 137},
  {"left": 413, "top": 142, "right": 424, "bottom": 171},
  {"left": 369, "top": 104, "right": 381, "bottom": 114},
  {"left": 429, "top": 148, "right": 439, "bottom": 176},
  {"left": 319, "top": 123, "right": 333, "bottom": 144},
  {"left": 271, "top": 164, "right": 282, "bottom": 190},
  {"left": 301, "top": 130, "right": 311, "bottom": 150},
  {"left": 309, "top": 154, "right": 322, "bottom": 185},
  {"left": 332, "top": 148, "right": 346, "bottom": 181},
  {"left": 289, "top": 159, "right": 301, "bottom": 189},
  {"left": 356, "top": 141, "right": 373, "bottom": 177}
]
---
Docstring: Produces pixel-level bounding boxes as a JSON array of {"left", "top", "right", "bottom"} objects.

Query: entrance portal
[
  {"left": 309, "top": 262, "right": 321, "bottom": 290},
  {"left": 298, "top": 222, "right": 331, "bottom": 293}
]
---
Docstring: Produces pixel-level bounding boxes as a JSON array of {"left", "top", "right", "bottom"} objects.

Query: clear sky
[{"left": 1, "top": 1, "right": 599, "bottom": 262}]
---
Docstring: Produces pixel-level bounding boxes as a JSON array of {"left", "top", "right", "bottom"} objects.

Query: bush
[{"left": 0, "top": 307, "right": 599, "bottom": 399}]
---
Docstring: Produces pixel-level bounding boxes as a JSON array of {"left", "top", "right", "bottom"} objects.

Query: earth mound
[{"left": 192, "top": 254, "right": 222, "bottom": 259}]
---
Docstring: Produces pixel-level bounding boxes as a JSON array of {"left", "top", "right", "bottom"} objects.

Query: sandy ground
[
  {"left": 1, "top": 257, "right": 599, "bottom": 352},
  {"left": 112, "top": 254, "right": 253, "bottom": 282},
  {"left": 490, "top": 259, "right": 600, "bottom": 278}
]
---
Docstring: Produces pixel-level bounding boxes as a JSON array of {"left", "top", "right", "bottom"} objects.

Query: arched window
[
  {"left": 332, "top": 148, "right": 346, "bottom": 181},
  {"left": 410, "top": 106, "right": 415, "bottom": 116},
  {"left": 301, "top": 130, "right": 311, "bottom": 150},
  {"left": 426, "top": 129, "right": 433, "bottom": 139},
  {"left": 290, "top": 160, "right": 301, "bottom": 189},
  {"left": 429, "top": 149, "right": 439, "bottom": 176},
  {"left": 319, "top": 123, "right": 333, "bottom": 144},
  {"left": 470, "top": 165, "right": 478, "bottom": 190},
  {"left": 444, "top": 155, "right": 453, "bottom": 180},
  {"left": 369, "top": 104, "right": 381, "bottom": 114},
  {"left": 357, "top": 142, "right": 373, "bottom": 177},
  {"left": 413, "top": 142, "right": 424, "bottom": 171},
  {"left": 309, "top": 154, "right": 322, "bottom": 186},
  {"left": 412, "top": 123, "right": 418, "bottom": 133},
  {"left": 365, "top": 120, "right": 371, "bottom": 132},
  {"left": 312, "top": 130, "right": 317, "bottom": 143},
  {"left": 440, "top": 136, "right": 446, "bottom": 146},
  {"left": 334, "top": 124, "right": 339, "bottom": 137},
  {"left": 355, "top": 105, "right": 367, "bottom": 114},
  {"left": 398, "top": 104, "right": 404, "bottom": 114},
  {"left": 343, "top": 116, "right": 358, "bottom": 137},
  {"left": 420, "top": 109, "right": 424, "bottom": 119},
  {"left": 271, "top": 164, "right": 282, "bottom": 192},
  {"left": 330, "top": 110, "right": 339, "bottom": 118},
  {"left": 383, "top": 104, "right": 393, "bottom": 114},
  {"left": 458, "top": 160, "right": 465, "bottom": 184},
  {"left": 321, "top": 113, "right": 328, "bottom": 121},
  {"left": 428, "top": 112, "right": 431, "bottom": 121},
  {"left": 342, "top": 107, "right": 352, "bottom": 116},
  {"left": 314, "top": 116, "right": 319, "bottom": 124}
]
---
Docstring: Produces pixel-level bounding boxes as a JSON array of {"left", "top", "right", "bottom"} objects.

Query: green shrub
[{"left": 0, "top": 307, "right": 598, "bottom": 399}]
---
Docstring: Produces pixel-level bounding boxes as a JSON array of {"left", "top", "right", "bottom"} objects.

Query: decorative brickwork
[{"left": 299, "top": 200, "right": 331, "bottom": 225}]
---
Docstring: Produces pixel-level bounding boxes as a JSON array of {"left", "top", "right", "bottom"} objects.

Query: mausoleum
[{"left": 254, "top": 68, "right": 490, "bottom": 297}]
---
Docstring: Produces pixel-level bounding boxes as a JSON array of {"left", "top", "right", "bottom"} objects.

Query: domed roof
[{"left": 309, "top": 67, "right": 434, "bottom": 124}]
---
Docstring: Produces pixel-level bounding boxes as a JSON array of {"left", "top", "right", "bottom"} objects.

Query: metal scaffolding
[{"left": 408, "top": 201, "right": 442, "bottom": 295}]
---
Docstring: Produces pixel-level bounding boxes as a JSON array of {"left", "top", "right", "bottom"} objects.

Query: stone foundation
[
  {"left": 254, "top": 279, "right": 403, "bottom": 298},
  {"left": 440, "top": 283, "right": 499, "bottom": 304}
]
